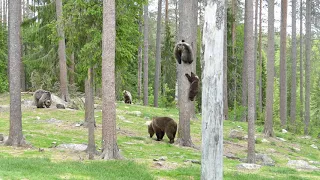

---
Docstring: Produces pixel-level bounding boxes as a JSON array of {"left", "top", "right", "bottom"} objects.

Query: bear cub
[
  {"left": 123, "top": 90, "right": 132, "bottom": 104},
  {"left": 34, "top": 89, "right": 52, "bottom": 108},
  {"left": 174, "top": 40, "right": 193, "bottom": 64},
  {"left": 148, "top": 117, "right": 177, "bottom": 144},
  {"left": 185, "top": 72, "right": 199, "bottom": 101}
]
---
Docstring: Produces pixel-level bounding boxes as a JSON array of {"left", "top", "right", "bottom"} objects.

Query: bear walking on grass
[{"left": 148, "top": 117, "right": 177, "bottom": 144}]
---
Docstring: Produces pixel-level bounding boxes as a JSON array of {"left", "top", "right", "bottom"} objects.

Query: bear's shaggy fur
[
  {"left": 174, "top": 40, "right": 193, "bottom": 64},
  {"left": 34, "top": 89, "right": 52, "bottom": 108},
  {"left": 123, "top": 90, "right": 132, "bottom": 104},
  {"left": 148, "top": 117, "right": 177, "bottom": 144},
  {"left": 185, "top": 72, "right": 199, "bottom": 101}
]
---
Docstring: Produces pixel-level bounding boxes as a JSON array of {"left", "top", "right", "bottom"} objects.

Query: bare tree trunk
[
  {"left": 174, "top": 0, "right": 178, "bottom": 101},
  {"left": 244, "top": 0, "right": 256, "bottom": 163},
  {"left": 304, "top": 0, "right": 311, "bottom": 135},
  {"left": 85, "top": 67, "right": 97, "bottom": 159},
  {"left": 138, "top": 16, "right": 143, "bottom": 101},
  {"left": 20, "top": 43, "right": 26, "bottom": 91},
  {"left": 176, "top": 0, "right": 195, "bottom": 148},
  {"left": 299, "top": 0, "right": 303, "bottom": 126},
  {"left": 101, "top": 0, "right": 122, "bottom": 160},
  {"left": 289, "top": 0, "right": 297, "bottom": 132},
  {"left": 5, "top": 0, "right": 27, "bottom": 147},
  {"left": 143, "top": 4, "right": 149, "bottom": 106},
  {"left": 223, "top": 0, "right": 228, "bottom": 120},
  {"left": 258, "top": 0, "right": 263, "bottom": 113},
  {"left": 0, "top": 0, "right": 2, "bottom": 22},
  {"left": 69, "top": 51, "right": 75, "bottom": 85},
  {"left": 201, "top": 1, "right": 224, "bottom": 178},
  {"left": 3, "top": 0, "right": 7, "bottom": 26},
  {"left": 279, "top": 0, "right": 287, "bottom": 129},
  {"left": 154, "top": 0, "right": 162, "bottom": 107},
  {"left": 56, "top": 0, "right": 69, "bottom": 102},
  {"left": 241, "top": 0, "right": 248, "bottom": 122},
  {"left": 264, "top": 0, "right": 275, "bottom": 137}
]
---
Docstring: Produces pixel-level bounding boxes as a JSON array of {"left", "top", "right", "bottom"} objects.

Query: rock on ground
[
  {"left": 237, "top": 163, "right": 261, "bottom": 170},
  {"left": 287, "top": 160, "right": 319, "bottom": 170}
]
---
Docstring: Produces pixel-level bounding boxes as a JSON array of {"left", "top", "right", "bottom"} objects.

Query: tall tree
[
  {"left": 304, "top": 0, "right": 311, "bottom": 135},
  {"left": 5, "top": 0, "right": 27, "bottom": 147},
  {"left": 176, "top": 0, "right": 195, "bottom": 147},
  {"left": 154, "top": 0, "right": 162, "bottom": 107},
  {"left": 244, "top": 0, "right": 256, "bottom": 163},
  {"left": 299, "top": 0, "right": 303, "bottom": 125},
  {"left": 56, "top": 0, "right": 69, "bottom": 102},
  {"left": 138, "top": 15, "right": 143, "bottom": 101},
  {"left": 290, "top": 0, "right": 297, "bottom": 131},
  {"left": 279, "top": 0, "right": 287, "bottom": 128},
  {"left": 143, "top": 3, "right": 149, "bottom": 106},
  {"left": 201, "top": 0, "right": 224, "bottom": 178},
  {"left": 258, "top": 0, "right": 263, "bottom": 113},
  {"left": 69, "top": 52, "right": 75, "bottom": 85},
  {"left": 223, "top": 0, "right": 228, "bottom": 120},
  {"left": 241, "top": 4, "right": 248, "bottom": 123},
  {"left": 264, "top": 0, "right": 275, "bottom": 137},
  {"left": 101, "top": 0, "right": 121, "bottom": 159}
]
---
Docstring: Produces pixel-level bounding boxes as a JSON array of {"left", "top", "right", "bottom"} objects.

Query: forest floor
[{"left": 0, "top": 92, "right": 320, "bottom": 179}]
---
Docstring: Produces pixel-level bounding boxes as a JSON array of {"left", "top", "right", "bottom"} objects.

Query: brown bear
[
  {"left": 174, "top": 40, "right": 193, "bottom": 64},
  {"left": 123, "top": 90, "right": 132, "bottom": 104},
  {"left": 185, "top": 72, "right": 199, "bottom": 101},
  {"left": 34, "top": 89, "right": 52, "bottom": 108},
  {"left": 148, "top": 117, "right": 177, "bottom": 144}
]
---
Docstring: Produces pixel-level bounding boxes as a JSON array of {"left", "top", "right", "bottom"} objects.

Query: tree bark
[
  {"left": 299, "top": 0, "right": 303, "bottom": 126},
  {"left": 154, "top": 0, "right": 162, "bottom": 107},
  {"left": 258, "top": 0, "right": 263, "bottom": 113},
  {"left": 304, "top": 0, "right": 311, "bottom": 135},
  {"left": 138, "top": 15, "right": 143, "bottom": 101},
  {"left": 143, "top": 4, "right": 149, "bottom": 106},
  {"left": 201, "top": 1, "right": 224, "bottom": 178},
  {"left": 223, "top": 0, "right": 228, "bottom": 120},
  {"left": 69, "top": 51, "right": 75, "bottom": 85},
  {"left": 176, "top": 0, "right": 195, "bottom": 148},
  {"left": 290, "top": 0, "right": 297, "bottom": 132},
  {"left": 279, "top": 0, "right": 287, "bottom": 128},
  {"left": 264, "top": 0, "right": 275, "bottom": 137},
  {"left": 56, "top": 0, "right": 69, "bottom": 102},
  {"left": 101, "top": 0, "right": 122, "bottom": 160},
  {"left": 5, "top": 0, "right": 27, "bottom": 147},
  {"left": 244, "top": 0, "right": 256, "bottom": 163}
]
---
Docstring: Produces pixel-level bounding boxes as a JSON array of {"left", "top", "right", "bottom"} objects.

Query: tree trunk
[
  {"left": 101, "top": 0, "right": 122, "bottom": 160},
  {"left": 5, "top": 0, "right": 27, "bottom": 147},
  {"left": 85, "top": 67, "right": 97, "bottom": 159},
  {"left": 20, "top": 43, "right": 26, "bottom": 91},
  {"left": 143, "top": 4, "right": 149, "bottom": 106},
  {"left": 176, "top": 0, "right": 195, "bottom": 148},
  {"left": 201, "top": 1, "right": 224, "bottom": 178},
  {"left": 244, "top": 0, "right": 256, "bottom": 163},
  {"left": 289, "top": 0, "right": 297, "bottom": 132},
  {"left": 174, "top": 0, "right": 178, "bottom": 101},
  {"left": 69, "top": 51, "right": 75, "bottom": 85},
  {"left": 3, "top": 0, "right": 7, "bottom": 26},
  {"left": 279, "top": 0, "right": 287, "bottom": 129},
  {"left": 0, "top": 0, "right": 2, "bottom": 22},
  {"left": 299, "top": 0, "right": 303, "bottom": 126},
  {"left": 154, "top": 0, "right": 162, "bottom": 107},
  {"left": 56, "top": 0, "right": 69, "bottom": 102},
  {"left": 241, "top": 0, "right": 248, "bottom": 122},
  {"left": 304, "top": 0, "right": 311, "bottom": 135},
  {"left": 223, "top": 0, "right": 228, "bottom": 120},
  {"left": 258, "top": 0, "right": 263, "bottom": 113},
  {"left": 264, "top": 0, "right": 275, "bottom": 137},
  {"left": 138, "top": 15, "right": 143, "bottom": 101}
]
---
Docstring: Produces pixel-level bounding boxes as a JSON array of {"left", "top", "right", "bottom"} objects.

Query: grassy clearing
[{"left": 0, "top": 93, "right": 320, "bottom": 179}]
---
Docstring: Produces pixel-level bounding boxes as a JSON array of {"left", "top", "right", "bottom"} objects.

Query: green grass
[{"left": 0, "top": 93, "right": 320, "bottom": 179}]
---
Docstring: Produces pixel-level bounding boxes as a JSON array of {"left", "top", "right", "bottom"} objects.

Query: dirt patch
[{"left": 224, "top": 140, "right": 247, "bottom": 157}]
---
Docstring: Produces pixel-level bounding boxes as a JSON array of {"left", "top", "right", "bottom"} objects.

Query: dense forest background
[{"left": 0, "top": 0, "right": 320, "bottom": 137}]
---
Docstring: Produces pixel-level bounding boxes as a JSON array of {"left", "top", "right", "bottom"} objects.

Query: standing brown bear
[
  {"left": 148, "top": 117, "right": 177, "bottom": 144},
  {"left": 185, "top": 72, "right": 199, "bottom": 101}
]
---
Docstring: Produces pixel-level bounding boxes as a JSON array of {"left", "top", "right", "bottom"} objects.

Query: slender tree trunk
[
  {"left": 5, "top": 0, "right": 27, "bottom": 147},
  {"left": 174, "top": 0, "right": 178, "bottom": 101},
  {"left": 69, "top": 51, "right": 75, "bottom": 85},
  {"left": 56, "top": 0, "right": 69, "bottom": 102},
  {"left": 264, "top": 0, "right": 275, "bottom": 137},
  {"left": 101, "top": 0, "right": 121, "bottom": 160},
  {"left": 279, "top": 0, "right": 287, "bottom": 129},
  {"left": 299, "top": 0, "right": 303, "bottom": 126},
  {"left": 232, "top": 0, "right": 237, "bottom": 120},
  {"left": 201, "top": 0, "right": 224, "bottom": 178},
  {"left": 85, "top": 67, "right": 97, "bottom": 159},
  {"left": 290, "top": 0, "right": 297, "bottom": 132},
  {"left": 3, "top": 0, "right": 7, "bottom": 26},
  {"left": 20, "top": 43, "right": 26, "bottom": 91},
  {"left": 176, "top": 0, "right": 195, "bottom": 148},
  {"left": 258, "top": 0, "right": 263, "bottom": 113},
  {"left": 304, "top": 0, "right": 311, "bottom": 135},
  {"left": 223, "top": 0, "right": 228, "bottom": 120},
  {"left": 244, "top": 0, "right": 256, "bottom": 163},
  {"left": 138, "top": 13, "right": 143, "bottom": 101},
  {"left": 154, "top": 0, "right": 162, "bottom": 107},
  {"left": 143, "top": 4, "right": 149, "bottom": 106},
  {"left": 0, "top": 0, "right": 2, "bottom": 22}
]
